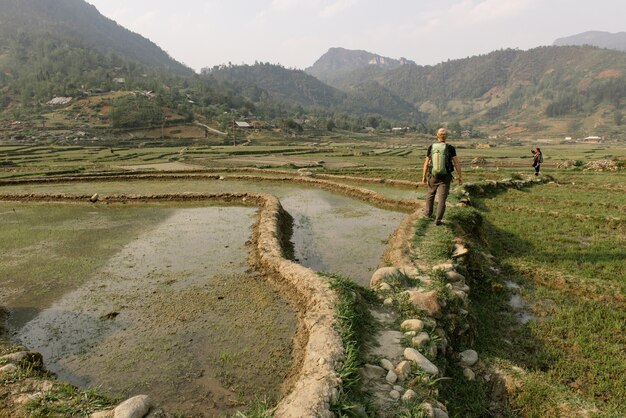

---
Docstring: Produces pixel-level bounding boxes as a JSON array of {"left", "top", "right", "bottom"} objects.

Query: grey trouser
[{"left": 424, "top": 175, "right": 452, "bottom": 222}]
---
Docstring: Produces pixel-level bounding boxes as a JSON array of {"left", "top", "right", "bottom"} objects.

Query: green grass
[
  {"left": 24, "top": 383, "right": 115, "bottom": 417},
  {"left": 451, "top": 170, "right": 626, "bottom": 417},
  {"left": 411, "top": 216, "right": 455, "bottom": 266},
  {"left": 325, "top": 274, "right": 379, "bottom": 418}
]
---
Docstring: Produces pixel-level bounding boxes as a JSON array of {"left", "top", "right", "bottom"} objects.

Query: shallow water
[
  {"left": 2, "top": 179, "right": 405, "bottom": 285},
  {"left": 12, "top": 206, "right": 296, "bottom": 416},
  {"left": 2, "top": 179, "right": 405, "bottom": 414}
]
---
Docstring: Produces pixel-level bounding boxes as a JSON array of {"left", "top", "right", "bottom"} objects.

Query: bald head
[{"left": 436, "top": 128, "right": 448, "bottom": 142}]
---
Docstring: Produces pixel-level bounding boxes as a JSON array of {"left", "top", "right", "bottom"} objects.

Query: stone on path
[
  {"left": 380, "top": 359, "right": 394, "bottom": 371},
  {"left": 395, "top": 360, "right": 411, "bottom": 381},
  {"left": 389, "top": 390, "right": 401, "bottom": 400},
  {"left": 404, "top": 348, "right": 439, "bottom": 375},
  {"left": 400, "top": 319, "right": 424, "bottom": 332},
  {"left": 463, "top": 367, "right": 476, "bottom": 381},
  {"left": 386, "top": 369, "right": 398, "bottom": 384}
]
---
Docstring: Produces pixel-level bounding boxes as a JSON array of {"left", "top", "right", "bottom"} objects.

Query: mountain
[
  {"left": 205, "top": 63, "right": 418, "bottom": 120},
  {"left": 205, "top": 63, "right": 347, "bottom": 110},
  {"left": 305, "top": 47, "right": 414, "bottom": 89},
  {"left": 0, "top": 0, "right": 191, "bottom": 74},
  {"left": 554, "top": 31, "right": 626, "bottom": 52}
]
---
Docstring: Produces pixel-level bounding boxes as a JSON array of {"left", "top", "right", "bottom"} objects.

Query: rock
[
  {"left": 402, "top": 389, "right": 417, "bottom": 402},
  {"left": 431, "top": 263, "right": 454, "bottom": 273},
  {"left": 423, "top": 403, "right": 449, "bottom": 418},
  {"left": 395, "top": 360, "right": 411, "bottom": 381},
  {"left": 386, "top": 369, "right": 398, "bottom": 384},
  {"left": 463, "top": 367, "right": 476, "bottom": 381},
  {"left": 459, "top": 349, "right": 479, "bottom": 367},
  {"left": 0, "top": 364, "right": 18, "bottom": 374},
  {"left": 452, "top": 244, "right": 469, "bottom": 258},
  {"left": 404, "top": 348, "right": 439, "bottom": 375},
  {"left": 379, "top": 282, "right": 392, "bottom": 291},
  {"left": 400, "top": 319, "right": 424, "bottom": 332},
  {"left": 361, "top": 364, "right": 385, "bottom": 380},
  {"left": 380, "top": 359, "right": 394, "bottom": 371},
  {"left": 90, "top": 193, "right": 99, "bottom": 203},
  {"left": 445, "top": 270, "right": 465, "bottom": 282},
  {"left": 114, "top": 395, "right": 152, "bottom": 418},
  {"left": 393, "top": 385, "right": 404, "bottom": 392},
  {"left": 399, "top": 265, "right": 419, "bottom": 278},
  {"left": 404, "top": 290, "right": 442, "bottom": 317},
  {"left": 434, "top": 408, "right": 449, "bottom": 418},
  {"left": 453, "top": 290, "right": 468, "bottom": 302},
  {"left": 404, "top": 331, "right": 417, "bottom": 337},
  {"left": 370, "top": 267, "right": 399, "bottom": 288},
  {"left": 383, "top": 297, "right": 394, "bottom": 306},
  {"left": 389, "top": 390, "right": 401, "bottom": 400},
  {"left": 91, "top": 411, "right": 114, "bottom": 418},
  {"left": 412, "top": 332, "right": 430, "bottom": 347}
]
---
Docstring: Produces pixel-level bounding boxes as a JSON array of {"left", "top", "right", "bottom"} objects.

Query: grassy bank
[{"left": 441, "top": 170, "right": 625, "bottom": 417}]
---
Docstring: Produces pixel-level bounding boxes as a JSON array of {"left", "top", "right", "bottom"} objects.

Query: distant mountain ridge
[
  {"left": 554, "top": 31, "right": 626, "bottom": 52},
  {"left": 0, "top": 0, "right": 191, "bottom": 74},
  {"left": 305, "top": 47, "right": 414, "bottom": 88}
]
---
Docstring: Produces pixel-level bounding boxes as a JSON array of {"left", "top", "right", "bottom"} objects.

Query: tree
[{"left": 326, "top": 120, "right": 336, "bottom": 132}]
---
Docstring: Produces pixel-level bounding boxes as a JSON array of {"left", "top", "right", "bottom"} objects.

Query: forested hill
[
  {"left": 554, "top": 31, "right": 626, "bottom": 52},
  {"left": 204, "top": 63, "right": 347, "bottom": 110},
  {"left": 0, "top": 0, "right": 191, "bottom": 74},
  {"left": 303, "top": 45, "right": 626, "bottom": 135},
  {"left": 376, "top": 46, "right": 626, "bottom": 114},
  {"left": 204, "top": 63, "right": 418, "bottom": 120}
]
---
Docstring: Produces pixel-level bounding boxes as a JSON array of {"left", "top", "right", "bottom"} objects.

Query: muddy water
[
  {"left": 15, "top": 207, "right": 296, "bottom": 416},
  {"left": 2, "top": 180, "right": 405, "bottom": 285}
]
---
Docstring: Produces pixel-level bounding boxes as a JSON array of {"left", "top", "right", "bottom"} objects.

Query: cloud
[{"left": 320, "top": 0, "right": 358, "bottom": 18}]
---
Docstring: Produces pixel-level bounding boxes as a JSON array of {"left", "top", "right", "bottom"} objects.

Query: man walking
[{"left": 422, "top": 128, "right": 463, "bottom": 225}]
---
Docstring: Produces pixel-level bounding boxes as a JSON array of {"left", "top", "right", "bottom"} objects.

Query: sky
[{"left": 85, "top": 0, "right": 626, "bottom": 72}]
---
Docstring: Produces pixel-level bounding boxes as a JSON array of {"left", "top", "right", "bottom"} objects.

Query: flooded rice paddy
[{"left": 0, "top": 178, "right": 406, "bottom": 414}]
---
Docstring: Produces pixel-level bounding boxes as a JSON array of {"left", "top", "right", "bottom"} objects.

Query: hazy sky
[{"left": 86, "top": 0, "right": 626, "bottom": 72}]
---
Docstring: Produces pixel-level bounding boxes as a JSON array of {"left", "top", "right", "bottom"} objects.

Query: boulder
[
  {"left": 412, "top": 332, "right": 430, "bottom": 347},
  {"left": 403, "top": 348, "right": 438, "bottom": 375},
  {"left": 386, "top": 369, "right": 398, "bottom": 384},
  {"left": 459, "top": 349, "right": 479, "bottom": 367},
  {"left": 114, "top": 395, "right": 152, "bottom": 418},
  {"left": 402, "top": 389, "right": 417, "bottom": 402},
  {"left": 395, "top": 360, "right": 412, "bottom": 381},
  {"left": 380, "top": 359, "right": 394, "bottom": 371},
  {"left": 404, "top": 290, "right": 442, "bottom": 317},
  {"left": 400, "top": 319, "right": 424, "bottom": 332},
  {"left": 370, "top": 267, "right": 399, "bottom": 288},
  {"left": 445, "top": 270, "right": 465, "bottom": 282}
]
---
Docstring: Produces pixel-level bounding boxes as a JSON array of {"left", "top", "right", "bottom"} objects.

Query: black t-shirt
[{"left": 426, "top": 143, "right": 456, "bottom": 174}]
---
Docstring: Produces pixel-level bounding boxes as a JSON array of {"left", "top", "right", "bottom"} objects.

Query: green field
[{"left": 1, "top": 136, "right": 625, "bottom": 417}]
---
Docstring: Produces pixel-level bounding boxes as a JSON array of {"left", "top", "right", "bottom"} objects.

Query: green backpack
[{"left": 430, "top": 143, "right": 450, "bottom": 178}]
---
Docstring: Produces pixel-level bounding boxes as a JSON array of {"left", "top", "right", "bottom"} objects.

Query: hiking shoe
[{"left": 434, "top": 220, "right": 443, "bottom": 226}]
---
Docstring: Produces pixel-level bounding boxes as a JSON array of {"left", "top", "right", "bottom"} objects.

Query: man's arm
[
  {"left": 452, "top": 156, "right": 463, "bottom": 184},
  {"left": 422, "top": 157, "right": 430, "bottom": 184}
]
